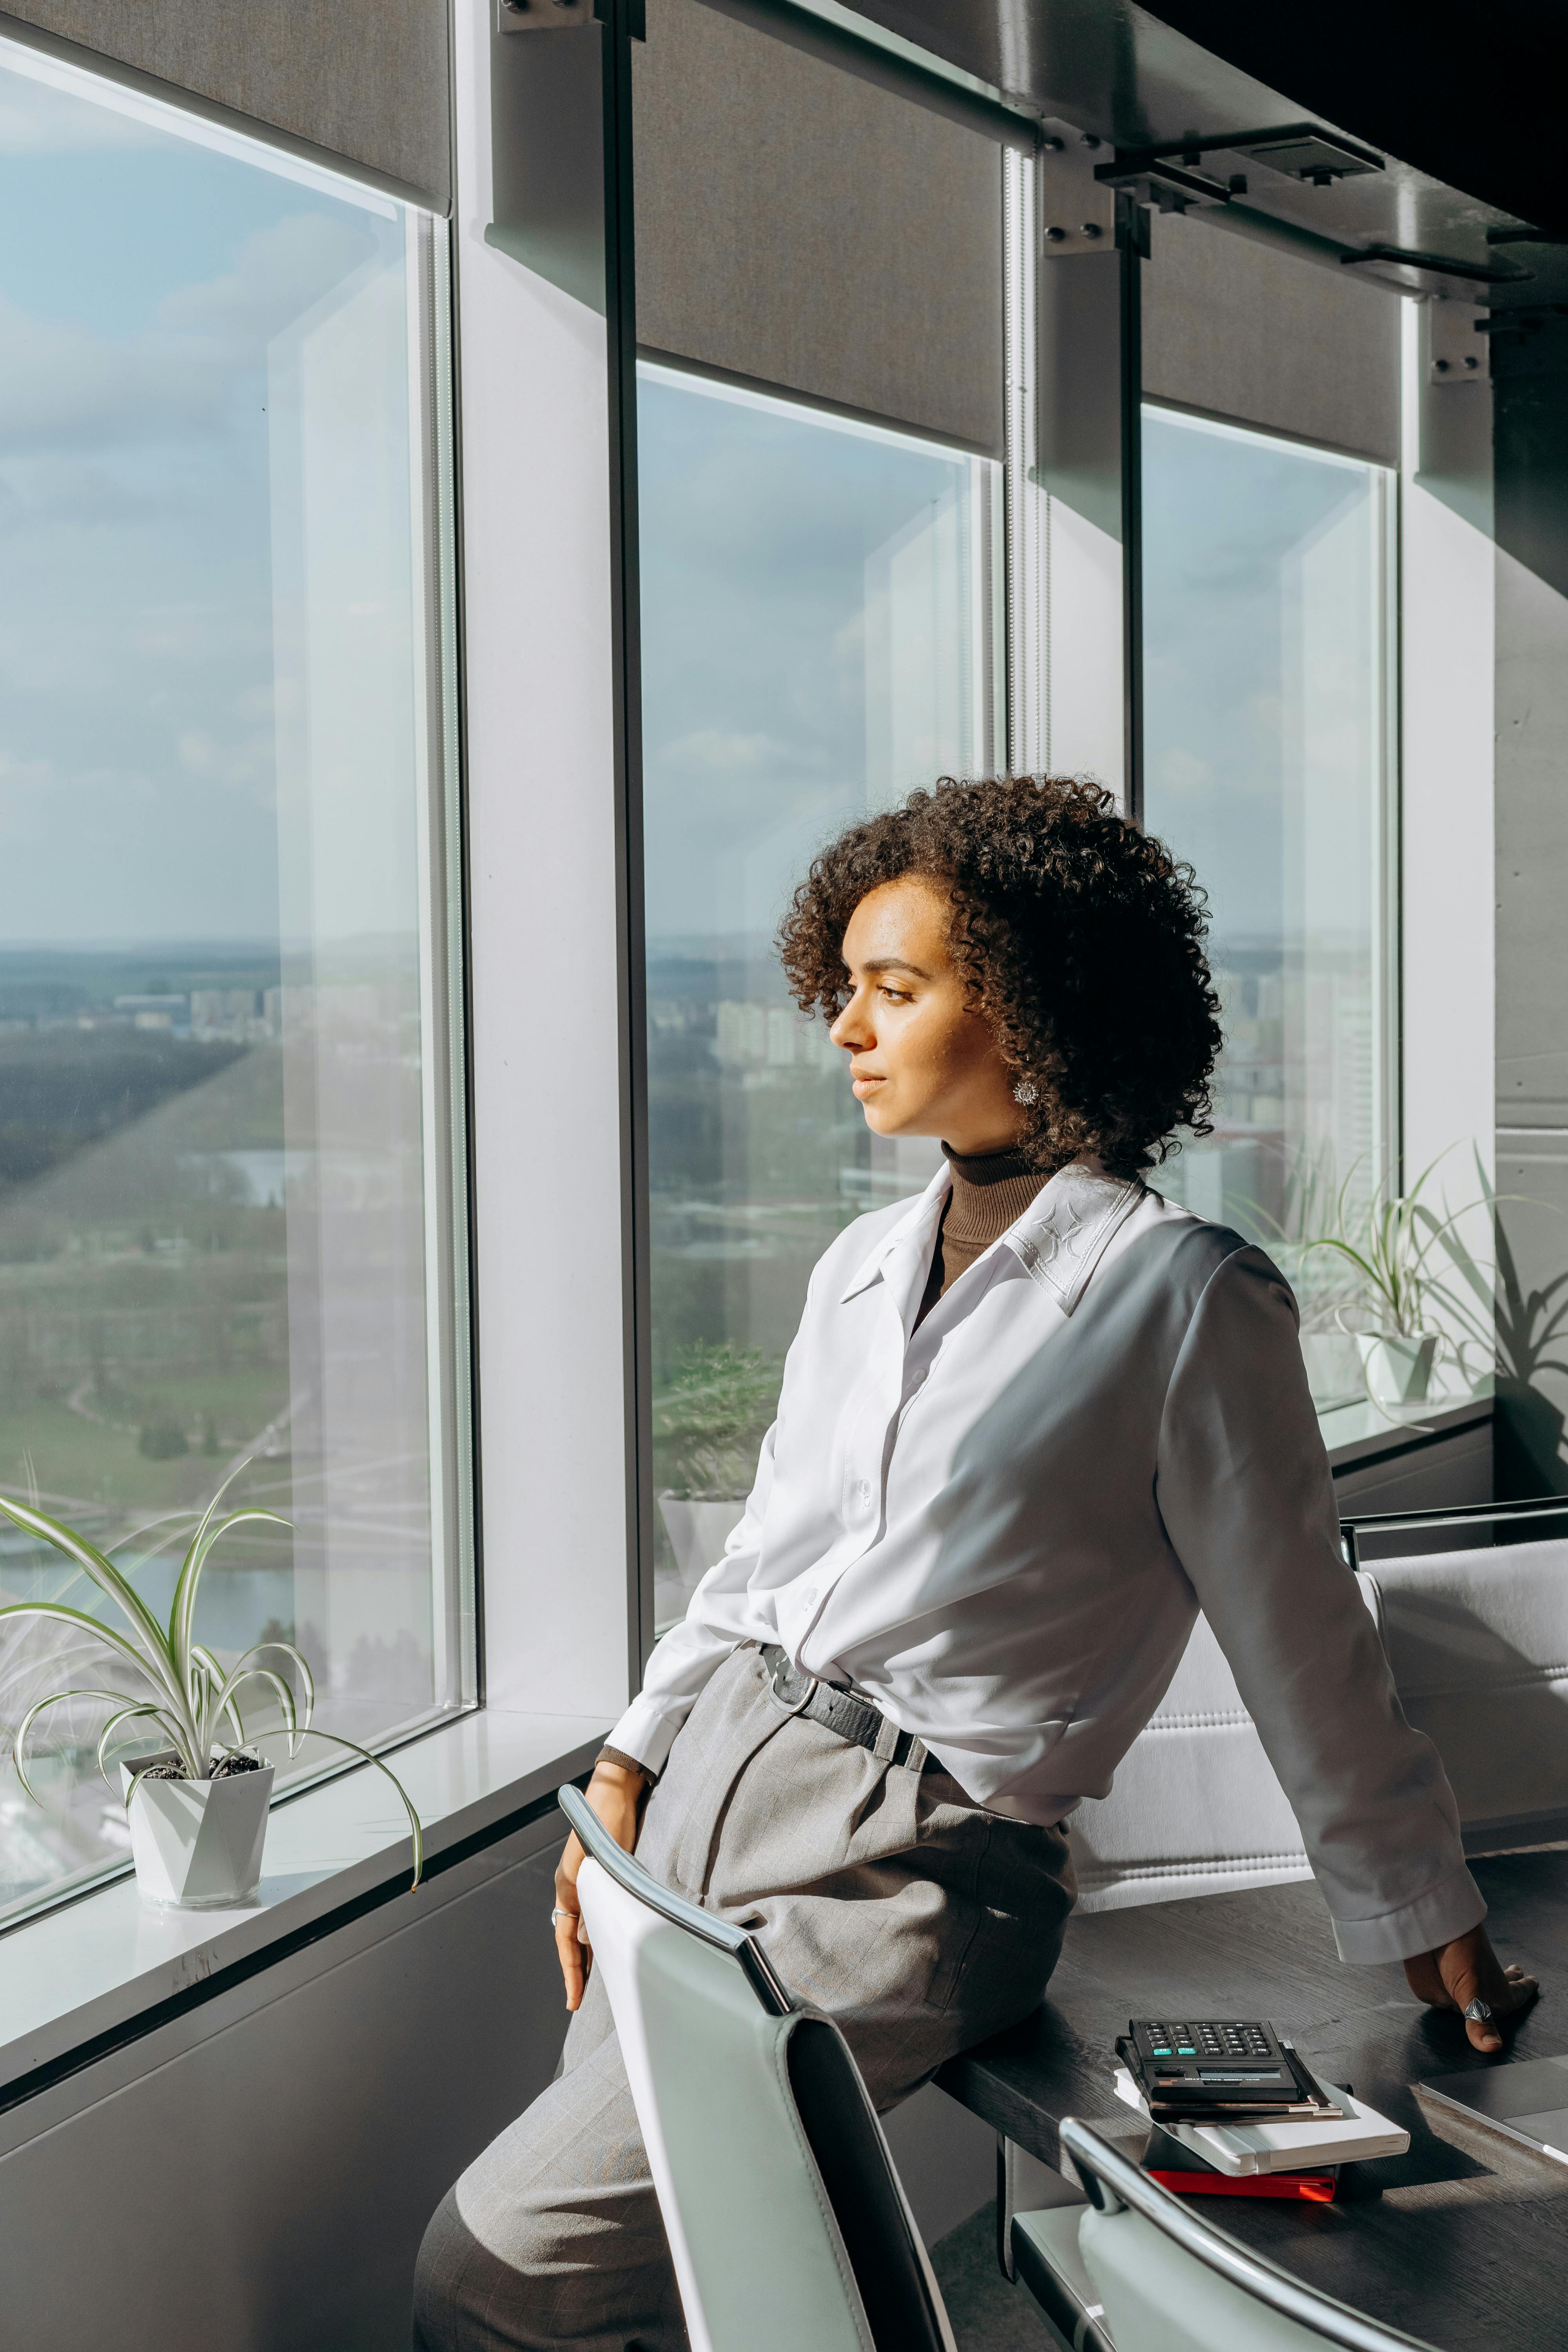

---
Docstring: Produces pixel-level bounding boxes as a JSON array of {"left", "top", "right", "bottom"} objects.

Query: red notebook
[{"left": 1147, "top": 2168, "right": 1338, "bottom": 2202}]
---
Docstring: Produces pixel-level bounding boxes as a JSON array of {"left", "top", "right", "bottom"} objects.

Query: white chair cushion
[
  {"left": 1361, "top": 1539, "right": 1568, "bottom": 1839},
  {"left": 1070, "top": 1537, "right": 1568, "bottom": 1909}
]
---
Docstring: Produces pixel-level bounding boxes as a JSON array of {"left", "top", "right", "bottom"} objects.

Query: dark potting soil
[{"left": 138, "top": 1753, "right": 264, "bottom": 1782}]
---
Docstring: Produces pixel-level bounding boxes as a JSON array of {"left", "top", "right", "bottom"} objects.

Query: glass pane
[
  {"left": 0, "top": 42, "right": 467, "bottom": 1923},
  {"left": 638, "top": 364, "right": 1001, "bottom": 1629},
  {"left": 1142, "top": 406, "right": 1390, "bottom": 1401}
]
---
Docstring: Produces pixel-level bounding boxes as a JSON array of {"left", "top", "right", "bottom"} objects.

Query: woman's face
[{"left": 830, "top": 875, "right": 1023, "bottom": 1155}]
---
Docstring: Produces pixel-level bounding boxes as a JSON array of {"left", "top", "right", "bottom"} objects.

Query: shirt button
[
  {"left": 800, "top": 1584, "right": 818, "bottom": 1607},
  {"left": 855, "top": 1479, "right": 873, "bottom": 1506}
]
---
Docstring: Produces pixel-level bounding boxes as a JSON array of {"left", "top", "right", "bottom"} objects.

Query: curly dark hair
[{"left": 775, "top": 775, "right": 1223, "bottom": 1178}]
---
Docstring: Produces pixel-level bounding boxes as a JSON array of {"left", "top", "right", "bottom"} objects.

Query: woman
[{"left": 416, "top": 775, "right": 1533, "bottom": 2352}]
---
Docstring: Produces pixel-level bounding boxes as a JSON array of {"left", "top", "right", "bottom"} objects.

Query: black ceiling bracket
[
  {"left": 1096, "top": 121, "right": 1384, "bottom": 198},
  {"left": 1341, "top": 241, "right": 1532, "bottom": 287}
]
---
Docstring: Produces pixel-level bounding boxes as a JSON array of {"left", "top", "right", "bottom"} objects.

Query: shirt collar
[
  {"left": 1002, "top": 1161, "right": 1144, "bottom": 1312},
  {"left": 838, "top": 1156, "right": 1142, "bottom": 1317},
  {"left": 838, "top": 1162, "right": 951, "bottom": 1304}
]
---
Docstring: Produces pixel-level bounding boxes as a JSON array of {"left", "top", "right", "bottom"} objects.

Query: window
[
  {"left": 1141, "top": 406, "right": 1394, "bottom": 1396},
  {"left": 0, "top": 40, "right": 468, "bottom": 1924},
  {"left": 638, "top": 363, "right": 1002, "bottom": 1630}
]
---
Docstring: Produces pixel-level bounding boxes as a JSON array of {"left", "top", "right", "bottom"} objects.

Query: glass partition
[
  {"left": 638, "top": 363, "right": 1002, "bottom": 1628},
  {"left": 0, "top": 39, "right": 468, "bottom": 1924},
  {"left": 1141, "top": 405, "right": 1394, "bottom": 1401}
]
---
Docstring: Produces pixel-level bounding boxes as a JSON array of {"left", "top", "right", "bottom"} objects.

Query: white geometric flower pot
[
  {"left": 120, "top": 1750, "right": 274, "bottom": 1909},
  {"left": 1357, "top": 1330, "right": 1438, "bottom": 1407}
]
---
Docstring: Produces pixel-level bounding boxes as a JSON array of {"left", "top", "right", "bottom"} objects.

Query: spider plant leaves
[
  {"left": 0, "top": 1492, "right": 176, "bottom": 1694},
  {"left": 0, "top": 1597, "right": 179, "bottom": 1703},
  {"left": 167, "top": 1479, "right": 290, "bottom": 1695},
  {"left": 275, "top": 1727, "right": 424, "bottom": 1888},
  {"left": 227, "top": 1639, "right": 315, "bottom": 1727},
  {"left": 11, "top": 1685, "right": 138, "bottom": 1804},
  {"left": 96, "top": 1702, "right": 189, "bottom": 1792}
]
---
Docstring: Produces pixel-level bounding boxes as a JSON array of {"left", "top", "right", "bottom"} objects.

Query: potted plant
[
  {"left": 0, "top": 1472, "right": 421, "bottom": 1909},
  {"left": 652, "top": 1341, "right": 780, "bottom": 1589},
  {"left": 1302, "top": 1149, "right": 1518, "bottom": 1409}
]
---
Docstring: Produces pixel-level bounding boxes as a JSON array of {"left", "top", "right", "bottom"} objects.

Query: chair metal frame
[
  {"left": 1339, "top": 1492, "right": 1568, "bottom": 1570},
  {"left": 1060, "top": 2118, "right": 1436, "bottom": 2352},
  {"left": 559, "top": 1780, "right": 795, "bottom": 2014}
]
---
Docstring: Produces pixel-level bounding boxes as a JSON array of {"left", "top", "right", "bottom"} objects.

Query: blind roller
[
  {"left": 1142, "top": 209, "right": 1400, "bottom": 467},
  {"left": 633, "top": 0, "right": 1005, "bottom": 457},
  {"left": 11, "top": 0, "right": 450, "bottom": 205}
]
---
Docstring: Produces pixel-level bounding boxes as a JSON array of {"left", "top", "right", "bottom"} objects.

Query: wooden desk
[{"left": 937, "top": 1852, "right": 1568, "bottom": 2352}]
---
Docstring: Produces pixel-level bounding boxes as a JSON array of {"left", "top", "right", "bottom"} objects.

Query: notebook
[
  {"left": 1419, "top": 2055, "right": 1568, "bottom": 2163},
  {"left": 1113, "top": 2064, "right": 1409, "bottom": 2175}
]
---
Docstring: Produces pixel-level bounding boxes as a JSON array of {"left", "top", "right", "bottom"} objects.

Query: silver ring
[
  {"left": 1463, "top": 1998, "right": 1493, "bottom": 2022},
  {"left": 552, "top": 1907, "right": 575, "bottom": 1923}
]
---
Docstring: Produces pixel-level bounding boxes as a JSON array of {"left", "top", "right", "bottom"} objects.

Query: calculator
[{"left": 1125, "top": 2018, "right": 1306, "bottom": 2111}]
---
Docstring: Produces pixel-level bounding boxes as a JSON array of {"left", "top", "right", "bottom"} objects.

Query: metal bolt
[
  {"left": 1434, "top": 357, "right": 1451, "bottom": 373},
  {"left": 1080, "top": 133, "right": 1102, "bottom": 149},
  {"left": 1041, "top": 136, "right": 1064, "bottom": 152},
  {"left": 1464, "top": 354, "right": 1479, "bottom": 370},
  {"left": 1045, "top": 225, "right": 1066, "bottom": 242},
  {"left": 1081, "top": 222, "right": 1102, "bottom": 239}
]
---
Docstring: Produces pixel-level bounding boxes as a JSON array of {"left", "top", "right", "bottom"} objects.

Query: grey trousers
[{"left": 412, "top": 1644, "right": 1075, "bottom": 2352}]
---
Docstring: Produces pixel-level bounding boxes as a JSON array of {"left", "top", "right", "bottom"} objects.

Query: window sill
[
  {"left": 0, "top": 1706, "right": 608, "bottom": 2113},
  {"left": 1319, "top": 1381, "right": 1493, "bottom": 1474}
]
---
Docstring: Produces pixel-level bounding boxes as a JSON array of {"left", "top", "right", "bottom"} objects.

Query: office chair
[
  {"left": 1054, "top": 2116, "right": 1440, "bottom": 2352},
  {"left": 557, "top": 1782, "right": 957, "bottom": 2352}
]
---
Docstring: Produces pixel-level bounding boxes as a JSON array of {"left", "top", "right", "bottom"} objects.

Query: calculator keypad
[{"left": 1142, "top": 2021, "right": 1276, "bottom": 2060}]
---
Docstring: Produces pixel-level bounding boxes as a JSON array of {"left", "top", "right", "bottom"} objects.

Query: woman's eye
[{"left": 879, "top": 985, "right": 912, "bottom": 1004}]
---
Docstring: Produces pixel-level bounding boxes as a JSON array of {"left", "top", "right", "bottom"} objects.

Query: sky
[
  {"left": 637, "top": 367, "right": 992, "bottom": 950},
  {"left": 0, "top": 46, "right": 410, "bottom": 946},
  {"left": 1142, "top": 406, "right": 1385, "bottom": 954}
]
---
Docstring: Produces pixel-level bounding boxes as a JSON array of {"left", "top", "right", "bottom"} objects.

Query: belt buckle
[{"left": 767, "top": 1647, "right": 817, "bottom": 1719}]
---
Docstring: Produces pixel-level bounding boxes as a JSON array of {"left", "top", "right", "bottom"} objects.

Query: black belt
[{"left": 761, "top": 1644, "right": 929, "bottom": 1772}]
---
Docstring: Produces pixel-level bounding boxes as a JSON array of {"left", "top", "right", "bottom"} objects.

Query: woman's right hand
[{"left": 554, "top": 1758, "right": 648, "bottom": 2011}]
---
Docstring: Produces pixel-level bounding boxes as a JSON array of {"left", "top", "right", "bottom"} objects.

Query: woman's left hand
[
  {"left": 554, "top": 1759, "right": 648, "bottom": 2011},
  {"left": 1404, "top": 1925, "right": 1539, "bottom": 2052}
]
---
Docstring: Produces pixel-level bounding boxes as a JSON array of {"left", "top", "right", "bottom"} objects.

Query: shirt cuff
[
  {"left": 602, "top": 1695, "right": 684, "bottom": 1780},
  {"left": 1330, "top": 1862, "right": 1487, "bottom": 1964}
]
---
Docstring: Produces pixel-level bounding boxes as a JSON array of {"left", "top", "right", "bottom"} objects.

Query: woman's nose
[{"left": 830, "top": 993, "right": 871, "bottom": 1051}]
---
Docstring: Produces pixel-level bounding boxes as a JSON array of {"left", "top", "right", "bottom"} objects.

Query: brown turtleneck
[{"left": 915, "top": 1143, "right": 1051, "bottom": 1327}]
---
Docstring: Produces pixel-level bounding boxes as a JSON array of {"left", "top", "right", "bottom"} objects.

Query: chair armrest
[{"left": 1012, "top": 2208, "right": 1114, "bottom": 2351}]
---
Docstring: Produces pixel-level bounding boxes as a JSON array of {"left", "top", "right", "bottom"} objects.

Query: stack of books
[{"left": 1112, "top": 2063, "right": 1408, "bottom": 2201}]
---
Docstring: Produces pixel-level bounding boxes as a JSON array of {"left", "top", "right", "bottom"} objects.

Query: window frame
[{"left": 0, "top": 29, "right": 477, "bottom": 1939}]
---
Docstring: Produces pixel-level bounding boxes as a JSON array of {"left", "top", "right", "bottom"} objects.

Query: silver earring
[{"left": 1013, "top": 1080, "right": 1038, "bottom": 1106}]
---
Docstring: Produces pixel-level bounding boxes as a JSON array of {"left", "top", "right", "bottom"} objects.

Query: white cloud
[
  {"left": 0, "top": 75, "right": 162, "bottom": 156},
  {"left": 178, "top": 725, "right": 275, "bottom": 801},
  {"left": 156, "top": 214, "right": 375, "bottom": 355},
  {"left": 656, "top": 727, "right": 811, "bottom": 774},
  {"left": 0, "top": 213, "right": 378, "bottom": 452}
]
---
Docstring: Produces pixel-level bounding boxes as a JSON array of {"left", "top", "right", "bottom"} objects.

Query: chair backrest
[
  {"left": 1070, "top": 1498, "right": 1568, "bottom": 1908},
  {"left": 1061, "top": 2117, "right": 1438, "bottom": 2352},
  {"left": 1067, "top": 1607, "right": 1321, "bottom": 1911},
  {"left": 559, "top": 1785, "right": 956, "bottom": 2352},
  {"left": 1351, "top": 1512, "right": 1568, "bottom": 1849}
]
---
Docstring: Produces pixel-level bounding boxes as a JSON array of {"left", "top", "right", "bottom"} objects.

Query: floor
[{"left": 930, "top": 2201, "right": 1057, "bottom": 2350}]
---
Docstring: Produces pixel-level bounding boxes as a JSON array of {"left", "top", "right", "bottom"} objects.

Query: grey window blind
[
  {"left": 7, "top": 0, "right": 450, "bottom": 207},
  {"left": 633, "top": 0, "right": 1005, "bottom": 456},
  {"left": 1141, "top": 209, "right": 1400, "bottom": 467}
]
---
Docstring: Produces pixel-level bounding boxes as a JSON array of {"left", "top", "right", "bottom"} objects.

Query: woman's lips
[{"left": 851, "top": 1073, "right": 885, "bottom": 1099}]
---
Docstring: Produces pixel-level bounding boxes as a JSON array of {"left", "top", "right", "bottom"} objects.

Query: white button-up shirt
[{"left": 610, "top": 1160, "right": 1483, "bottom": 1963}]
